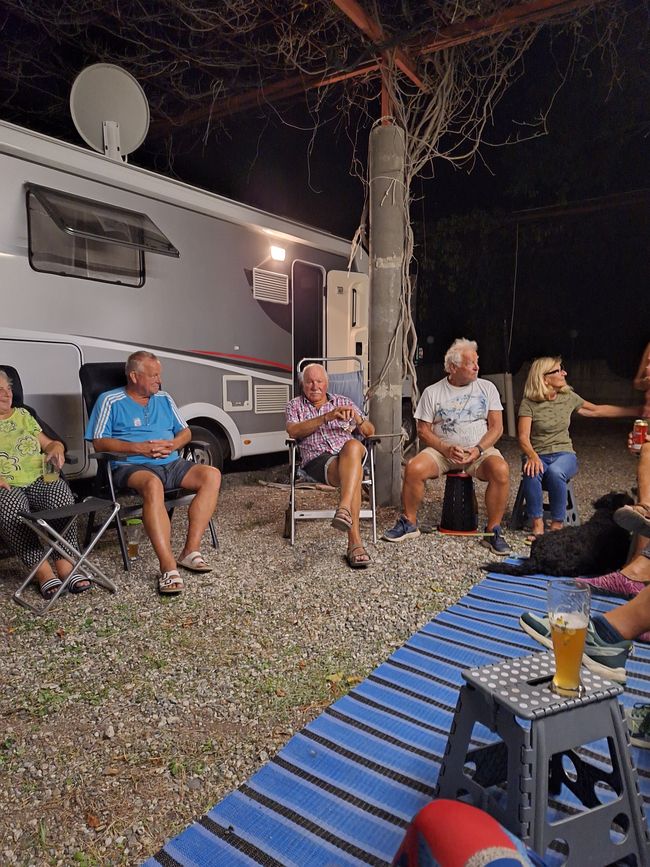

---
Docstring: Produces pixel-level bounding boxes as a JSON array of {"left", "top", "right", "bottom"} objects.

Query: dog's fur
[{"left": 484, "top": 492, "right": 634, "bottom": 577}]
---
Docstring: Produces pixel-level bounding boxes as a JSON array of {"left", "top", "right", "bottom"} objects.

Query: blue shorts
[
  {"left": 301, "top": 447, "right": 367, "bottom": 485},
  {"left": 112, "top": 457, "right": 192, "bottom": 491}
]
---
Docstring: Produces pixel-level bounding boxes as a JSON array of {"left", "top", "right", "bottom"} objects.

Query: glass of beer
[
  {"left": 42, "top": 455, "right": 59, "bottom": 484},
  {"left": 547, "top": 579, "right": 591, "bottom": 696},
  {"left": 125, "top": 518, "right": 143, "bottom": 560}
]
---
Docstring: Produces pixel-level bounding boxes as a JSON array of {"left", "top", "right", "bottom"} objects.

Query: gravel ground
[{"left": 0, "top": 421, "right": 639, "bottom": 867}]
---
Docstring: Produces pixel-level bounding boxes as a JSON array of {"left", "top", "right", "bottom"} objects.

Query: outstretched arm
[{"left": 577, "top": 400, "right": 642, "bottom": 419}]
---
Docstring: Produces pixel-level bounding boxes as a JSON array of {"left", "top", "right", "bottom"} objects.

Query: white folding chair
[{"left": 285, "top": 356, "right": 378, "bottom": 545}]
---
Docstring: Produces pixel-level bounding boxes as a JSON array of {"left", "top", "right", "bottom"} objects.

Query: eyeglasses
[{"left": 544, "top": 367, "right": 564, "bottom": 376}]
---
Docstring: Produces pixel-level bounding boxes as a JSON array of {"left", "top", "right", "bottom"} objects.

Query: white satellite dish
[{"left": 70, "top": 63, "right": 150, "bottom": 161}]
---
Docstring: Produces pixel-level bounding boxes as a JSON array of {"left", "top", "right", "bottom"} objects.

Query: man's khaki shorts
[{"left": 420, "top": 446, "right": 503, "bottom": 477}]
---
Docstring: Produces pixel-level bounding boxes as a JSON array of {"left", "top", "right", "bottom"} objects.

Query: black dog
[{"left": 484, "top": 492, "right": 634, "bottom": 577}]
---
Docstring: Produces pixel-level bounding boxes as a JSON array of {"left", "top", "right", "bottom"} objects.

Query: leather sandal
[
  {"left": 346, "top": 544, "right": 371, "bottom": 569},
  {"left": 331, "top": 507, "right": 353, "bottom": 532},
  {"left": 177, "top": 551, "right": 213, "bottom": 573},
  {"left": 615, "top": 503, "right": 650, "bottom": 535},
  {"left": 158, "top": 570, "right": 184, "bottom": 594}
]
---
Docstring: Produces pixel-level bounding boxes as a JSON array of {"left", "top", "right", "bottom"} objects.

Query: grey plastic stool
[
  {"left": 436, "top": 653, "right": 650, "bottom": 865},
  {"left": 510, "top": 476, "right": 580, "bottom": 530}
]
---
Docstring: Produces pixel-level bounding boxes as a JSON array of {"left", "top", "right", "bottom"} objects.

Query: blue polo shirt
[{"left": 85, "top": 388, "right": 187, "bottom": 467}]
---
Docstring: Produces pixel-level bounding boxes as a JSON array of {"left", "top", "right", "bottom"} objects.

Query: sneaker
[
  {"left": 519, "top": 611, "right": 631, "bottom": 684},
  {"left": 624, "top": 704, "right": 650, "bottom": 749},
  {"left": 480, "top": 525, "right": 511, "bottom": 556},
  {"left": 382, "top": 515, "right": 420, "bottom": 543},
  {"left": 576, "top": 571, "right": 644, "bottom": 598}
]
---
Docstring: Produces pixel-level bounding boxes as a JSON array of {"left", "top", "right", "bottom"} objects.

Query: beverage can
[{"left": 632, "top": 419, "right": 648, "bottom": 452}]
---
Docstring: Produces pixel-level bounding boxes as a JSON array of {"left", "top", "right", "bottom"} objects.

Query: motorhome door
[
  {"left": 0, "top": 338, "right": 86, "bottom": 473},
  {"left": 325, "top": 271, "right": 369, "bottom": 382},
  {"left": 291, "top": 260, "right": 326, "bottom": 390}
]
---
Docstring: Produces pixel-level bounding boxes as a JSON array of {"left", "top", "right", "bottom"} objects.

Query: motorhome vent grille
[
  {"left": 253, "top": 268, "right": 289, "bottom": 304},
  {"left": 254, "top": 384, "right": 290, "bottom": 414}
]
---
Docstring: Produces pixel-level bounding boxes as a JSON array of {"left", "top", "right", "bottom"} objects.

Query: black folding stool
[{"left": 13, "top": 496, "right": 120, "bottom": 616}]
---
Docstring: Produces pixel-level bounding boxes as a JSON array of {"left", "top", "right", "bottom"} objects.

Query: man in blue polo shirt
[{"left": 86, "top": 350, "right": 221, "bottom": 595}]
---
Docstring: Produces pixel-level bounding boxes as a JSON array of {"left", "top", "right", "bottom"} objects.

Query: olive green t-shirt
[
  {"left": 518, "top": 390, "right": 584, "bottom": 454},
  {"left": 0, "top": 407, "right": 43, "bottom": 487}
]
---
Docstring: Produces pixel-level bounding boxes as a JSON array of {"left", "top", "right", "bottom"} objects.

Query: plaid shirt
[{"left": 285, "top": 393, "right": 365, "bottom": 465}]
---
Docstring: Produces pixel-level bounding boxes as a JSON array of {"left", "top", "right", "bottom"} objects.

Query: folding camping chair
[
  {"left": 285, "top": 356, "right": 379, "bottom": 544},
  {"left": 0, "top": 365, "right": 120, "bottom": 615},
  {"left": 79, "top": 361, "right": 218, "bottom": 570},
  {"left": 13, "top": 496, "right": 121, "bottom": 615}
]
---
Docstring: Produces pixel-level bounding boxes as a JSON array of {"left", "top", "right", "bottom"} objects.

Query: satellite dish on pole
[{"left": 70, "top": 63, "right": 150, "bottom": 162}]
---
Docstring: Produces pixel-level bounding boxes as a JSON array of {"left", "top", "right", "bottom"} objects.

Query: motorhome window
[
  {"left": 27, "top": 192, "right": 144, "bottom": 286},
  {"left": 26, "top": 185, "right": 179, "bottom": 257}
]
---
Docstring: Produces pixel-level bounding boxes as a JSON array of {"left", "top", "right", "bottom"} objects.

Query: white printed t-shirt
[{"left": 415, "top": 377, "right": 503, "bottom": 450}]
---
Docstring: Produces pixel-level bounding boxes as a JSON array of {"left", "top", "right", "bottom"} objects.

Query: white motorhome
[{"left": 0, "top": 120, "right": 369, "bottom": 476}]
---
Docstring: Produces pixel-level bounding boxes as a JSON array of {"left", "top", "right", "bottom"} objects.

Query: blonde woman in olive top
[{"left": 517, "top": 357, "right": 641, "bottom": 539}]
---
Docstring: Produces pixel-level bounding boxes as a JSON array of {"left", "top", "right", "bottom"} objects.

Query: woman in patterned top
[
  {"left": 517, "top": 357, "right": 641, "bottom": 540},
  {"left": 0, "top": 369, "right": 90, "bottom": 598}
]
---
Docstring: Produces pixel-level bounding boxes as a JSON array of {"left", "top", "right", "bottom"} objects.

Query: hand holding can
[{"left": 632, "top": 419, "right": 648, "bottom": 452}]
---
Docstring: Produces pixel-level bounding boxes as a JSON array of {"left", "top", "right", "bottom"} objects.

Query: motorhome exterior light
[{"left": 270, "top": 245, "right": 286, "bottom": 261}]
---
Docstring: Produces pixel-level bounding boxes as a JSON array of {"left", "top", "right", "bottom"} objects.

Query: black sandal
[
  {"left": 39, "top": 577, "right": 63, "bottom": 600},
  {"left": 68, "top": 570, "right": 93, "bottom": 594}
]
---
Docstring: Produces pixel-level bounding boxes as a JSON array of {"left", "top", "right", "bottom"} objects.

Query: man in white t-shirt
[{"left": 383, "top": 338, "right": 511, "bottom": 554}]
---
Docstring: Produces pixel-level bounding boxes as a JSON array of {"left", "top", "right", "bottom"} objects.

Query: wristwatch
[{"left": 476, "top": 444, "right": 484, "bottom": 456}]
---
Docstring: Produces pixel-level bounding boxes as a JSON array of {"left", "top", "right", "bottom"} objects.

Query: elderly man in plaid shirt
[{"left": 286, "top": 363, "right": 375, "bottom": 568}]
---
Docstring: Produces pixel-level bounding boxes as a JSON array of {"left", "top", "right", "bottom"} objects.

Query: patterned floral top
[
  {"left": 0, "top": 408, "right": 43, "bottom": 487},
  {"left": 285, "top": 393, "right": 365, "bottom": 465}
]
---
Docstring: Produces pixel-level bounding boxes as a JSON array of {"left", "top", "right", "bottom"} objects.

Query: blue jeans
[{"left": 521, "top": 451, "right": 578, "bottom": 522}]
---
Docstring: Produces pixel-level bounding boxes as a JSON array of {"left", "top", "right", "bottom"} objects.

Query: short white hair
[
  {"left": 299, "top": 363, "right": 328, "bottom": 389},
  {"left": 444, "top": 338, "right": 478, "bottom": 373}
]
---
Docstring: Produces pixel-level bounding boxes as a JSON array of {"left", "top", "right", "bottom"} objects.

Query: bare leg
[
  {"left": 400, "top": 452, "right": 440, "bottom": 525},
  {"left": 327, "top": 440, "right": 367, "bottom": 558},
  {"left": 531, "top": 517, "right": 545, "bottom": 536},
  {"left": 605, "top": 575, "right": 650, "bottom": 639},
  {"left": 34, "top": 560, "right": 61, "bottom": 590},
  {"left": 178, "top": 464, "right": 221, "bottom": 559},
  {"left": 475, "top": 456, "right": 510, "bottom": 530},
  {"left": 126, "top": 471, "right": 176, "bottom": 573},
  {"left": 630, "top": 442, "right": 650, "bottom": 559}
]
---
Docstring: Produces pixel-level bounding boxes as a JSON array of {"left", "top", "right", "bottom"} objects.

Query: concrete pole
[{"left": 368, "top": 123, "right": 406, "bottom": 507}]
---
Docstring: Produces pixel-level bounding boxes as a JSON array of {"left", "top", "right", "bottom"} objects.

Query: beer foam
[{"left": 550, "top": 612, "right": 589, "bottom": 630}]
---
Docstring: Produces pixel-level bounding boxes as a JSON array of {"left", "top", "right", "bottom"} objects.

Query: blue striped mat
[{"left": 144, "top": 574, "right": 650, "bottom": 867}]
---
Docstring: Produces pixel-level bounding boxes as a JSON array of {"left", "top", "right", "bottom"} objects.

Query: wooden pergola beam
[
  {"left": 413, "top": 0, "right": 605, "bottom": 54},
  {"left": 151, "top": 0, "right": 602, "bottom": 134},
  {"left": 331, "top": 0, "right": 425, "bottom": 90}
]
